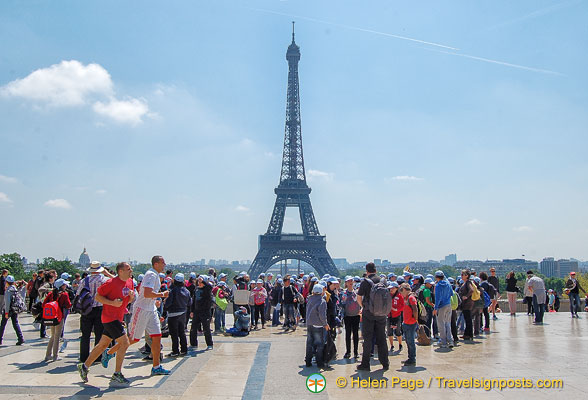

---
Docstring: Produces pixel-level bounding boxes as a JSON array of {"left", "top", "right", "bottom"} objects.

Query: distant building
[
  {"left": 79, "top": 247, "right": 91, "bottom": 267},
  {"left": 557, "top": 259, "right": 578, "bottom": 278},
  {"left": 374, "top": 259, "right": 382, "bottom": 266},
  {"left": 443, "top": 254, "right": 457, "bottom": 266},
  {"left": 333, "top": 258, "right": 349, "bottom": 269},
  {"left": 540, "top": 257, "right": 557, "bottom": 277}
]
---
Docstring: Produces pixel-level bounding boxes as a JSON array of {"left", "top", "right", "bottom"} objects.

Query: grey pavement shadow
[
  {"left": 47, "top": 363, "right": 78, "bottom": 374},
  {"left": 433, "top": 347, "right": 452, "bottom": 353},
  {"left": 396, "top": 365, "right": 426, "bottom": 373},
  {"left": 350, "top": 370, "right": 389, "bottom": 381},
  {"left": 9, "top": 361, "right": 48, "bottom": 371}
]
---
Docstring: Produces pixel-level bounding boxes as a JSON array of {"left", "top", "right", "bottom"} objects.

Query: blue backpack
[
  {"left": 482, "top": 290, "right": 491, "bottom": 308},
  {"left": 72, "top": 277, "right": 94, "bottom": 315}
]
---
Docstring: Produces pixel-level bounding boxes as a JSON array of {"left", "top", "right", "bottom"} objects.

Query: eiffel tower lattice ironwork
[{"left": 248, "top": 23, "right": 339, "bottom": 278}]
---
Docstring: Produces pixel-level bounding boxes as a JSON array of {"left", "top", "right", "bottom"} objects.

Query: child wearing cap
[
  {"left": 0, "top": 275, "right": 25, "bottom": 346},
  {"left": 43, "top": 278, "right": 71, "bottom": 361},
  {"left": 163, "top": 273, "right": 192, "bottom": 356}
]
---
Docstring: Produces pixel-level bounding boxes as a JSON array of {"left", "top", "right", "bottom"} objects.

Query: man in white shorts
[{"left": 129, "top": 255, "right": 170, "bottom": 375}]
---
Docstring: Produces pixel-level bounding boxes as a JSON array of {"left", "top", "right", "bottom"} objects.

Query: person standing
[
  {"left": 505, "top": 271, "right": 518, "bottom": 316},
  {"left": 399, "top": 283, "right": 418, "bottom": 366},
  {"left": 77, "top": 262, "right": 135, "bottom": 385},
  {"left": 263, "top": 273, "right": 274, "bottom": 322},
  {"left": 433, "top": 271, "right": 453, "bottom": 348},
  {"left": 304, "top": 284, "right": 329, "bottom": 368},
  {"left": 0, "top": 270, "right": 8, "bottom": 314},
  {"left": 270, "top": 278, "right": 283, "bottom": 326},
  {"left": 164, "top": 273, "right": 191, "bottom": 357},
  {"left": 26, "top": 273, "right": 37, "bottom": 313},
  {"left": 252, "top": 279, "right": 267, "bottom": 330},
  {"left": 77, "top": 261, "right": 111, "bottom": 363},
  {"left": 191, "top": 275, "right": 213, "bottom": 349},
  {"left": 0, "top": 275, "right": 25, "bottom": 345},
  {"left": 524, "top": 274, "right": 534, "bottom": 316},
  {"left": 526, "top": 271, "right": 546, "bottom": 324},
  {"left": 341, "top": 276, "right": 361, "bottom": 359},
  {"left": 458, "top": 270, "right": 474, "bottom": 341},
  {"left": 128, "top": 256, "right": 171, "bottom": 375},
  {"left": 43, "top": 278, "right": 71, "bottom": 361},
  {"left": 281, "top": 276, "right": 300, "bottom": 332},
  {"left": 357, "top": 263, "right": 389, "bottom": 372},
  {"left": 388, "top": 281, "right": 403, "bottom": 354},
  {"left": 565, "top": 271, "right": 585, "bottom": 318},
  {"left": 487, "top": 268, "right": 500, "bottom": 320}
]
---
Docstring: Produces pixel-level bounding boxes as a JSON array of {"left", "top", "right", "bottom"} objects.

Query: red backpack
[{"left": 43, "top": 301, "right": 63, "bottom": 326}]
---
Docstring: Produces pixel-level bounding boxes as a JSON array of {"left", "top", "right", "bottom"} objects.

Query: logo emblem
[{"left": 306, "top": 373, "right": 326, "bottom": 393}]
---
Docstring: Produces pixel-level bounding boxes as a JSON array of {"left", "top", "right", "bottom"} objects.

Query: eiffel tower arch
[{"left": 248, "top": 23, "right": 339, "bottom": 279}]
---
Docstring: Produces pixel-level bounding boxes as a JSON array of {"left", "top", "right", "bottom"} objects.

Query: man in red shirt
[
  {"left": 400, "top": 283, "right": 418, "bottom": 366},
  {"left": 77, "top": 262, "right": 135, "bottom": 385},
  {"left": 388, "top": 281, "right": 404, "bottom": 353}
]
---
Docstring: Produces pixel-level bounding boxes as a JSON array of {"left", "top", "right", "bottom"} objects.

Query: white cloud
[
  {"left": 92, "top": 98, "right": 149, "bottom": 126},
  {"left": 307, "top": 169, "right": 334, "bottom": 181},
  {"left": 1, "top": 60, "right": 113, "bottom": 106},
  {"left": 387, "top": 175, "right": 424, "bottom": 182},
  {"left": 465, "top": 218, "right": 482, "bottom": 226},
  {"left": 513, "top": 226, "right": 533, "bottom": 232},
  {"left": 235, "top": 205, "right": 250, "bottom": 212},
  {"left": 0, "top": 174, "right": 18, "bottom": 184},
  {"left": 1, "top": 59, "right": 152, "bottom": 125},
  {"left": 44, "top": 198, "right": 72, "bottom": 209},
  {"left": 96, "top": 189, "right": 107, "bottom": 195},
  {"left": 0, "top": 192, "right": 13, "bottom": 204}
]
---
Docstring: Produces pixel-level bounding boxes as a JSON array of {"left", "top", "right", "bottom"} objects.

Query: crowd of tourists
[{"left": 0, "top": 260, "right": 586, "bottom": 383}]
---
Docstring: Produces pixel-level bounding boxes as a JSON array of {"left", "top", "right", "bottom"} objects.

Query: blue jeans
[
  {"left": 272, "top": 305, "right": 281, "bottom": 325},
  {"left": 214, "top": 307, "right": 226, "bottom": 331},
  {"left": 402, "top": 322, "right": 417, "bottom": 362},
  {"left": 532, "top": 295, "right": 545, "bottom": 323},
  {"left": 305, "top": 326, "right": 325, "bottom": 366},
  {"left": 284, "top": 304, "right": 296, "bottom": 328},
  {"left": 569, "top": 292, "right": 581, "bottom": 315}
]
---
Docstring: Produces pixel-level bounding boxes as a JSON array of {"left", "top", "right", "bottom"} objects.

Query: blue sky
[{"left": 1, "top": 0, "right": 587, "bottom": 264}]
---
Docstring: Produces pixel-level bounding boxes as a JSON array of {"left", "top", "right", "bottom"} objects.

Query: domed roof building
[{"left": 79, "top": 247, "right": 91, "bottom": 267}]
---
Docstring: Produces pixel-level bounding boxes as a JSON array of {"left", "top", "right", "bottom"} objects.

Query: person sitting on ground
[{"left": 225, "top": 306, "right": 251, "bottom": 337}]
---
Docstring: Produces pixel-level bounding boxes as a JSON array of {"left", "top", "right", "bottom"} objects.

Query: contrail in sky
[
  {"left": 250, "top": 7, "right": 562, "bottom": 76},
  {"left": 249, "top": 7, "right": 460, "bottom": 51},
  {"left": 487, "top": 0, "right": 582, "bottom": 31}
]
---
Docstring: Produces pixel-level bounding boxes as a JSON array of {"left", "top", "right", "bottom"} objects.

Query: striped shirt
[{"left": 76, "top": 274, "right": 109, "bottom": 307}]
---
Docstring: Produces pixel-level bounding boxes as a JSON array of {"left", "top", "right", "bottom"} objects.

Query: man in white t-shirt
[{"left": 128, "top": 255, "right": 170, "bottom": 375}]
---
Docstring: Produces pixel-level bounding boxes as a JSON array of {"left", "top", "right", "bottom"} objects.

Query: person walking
[
  {"left": 357, "top": 263, "right": 389, "bottom": 372},
  {"left": 505, "top": 271, "right": 518, "bottom": 316},
  {"left": 77, "top": 262, "right": 135, "bottom": 385},
  {"left": 43, "top": 278, "right": 71, "bottom": 361},
  {"left": 565, "top": 271, "right": 585, "bottom": 318},
  {"left": 128, "top": 256, "right": 171, "bottom": 375},
  {"left": 305, "top": 284, "right": 329, "bottom": 368},
  {"left": 0, "top": 275, "right": 25, "bottom": 345},
  {"left": 433, "top": 271, "right": 453, "bottom": 348},
  {"left": 164, "top": 273, "right": 191, "bottom": 357}
]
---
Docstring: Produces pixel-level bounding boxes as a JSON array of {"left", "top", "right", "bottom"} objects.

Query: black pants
[
  {"left": 79, "top": 306, "right": 104, "bottom": 363},
  {"left": 28, "top": 293, "right": 37, "bottom": 312},
  {"left": 253, "top": 304, "right": 265, "bottom": 327},
  {"left": 327, "top": 315, "right": 337, "bottom": 340},
  {"left": 344, "top": 315, "right": 360, "bottom": 355},
  {"left": 190, "top": 311, "right": 213, "bottom": 347},
  {"left": 462, "top": 309, "right": 473, "bottom": 338},
  {"left": 482, "top": 307, "right": 490, "bottom": 329},
  {"left": 360, "top": 316, "right": 388, "bottom": 368},
  {"left": 169, "top": 314, "right": 188, "bottom": 354},
  {"left": 0, "top": 312, "right": 24, "bottom": 342},
  {"left": 450, "top": 310, "right": 458, "bottom": 341},
  {"left": 525, "top": 297, "right": 534, "bottom": 314},
  {"left": 299, "top": 302, "right": 306, "bottom": 321}
]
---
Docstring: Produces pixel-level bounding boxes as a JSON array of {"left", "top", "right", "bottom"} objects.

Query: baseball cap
[
  {"left": 312, "top": 284, "right": 324, "bottom": 294},
  {"left": 424, "top": 278, "right": 434, "bottom": 284},
  {"left": 396, "top": 277, "right": 405, "bottom": 283},
  {"left": 259, "top": 273, "right": 266, "bottom": 278},
  {"left": 5, "top": 275, "right": 15, "bottom": 283},
  {"left": 387, "top": 273, "right": 396, "bottom": 279},
  {"left": 277, "top": 278, "right": 283, "bottom": 284},
  {"left": 174, "top": 273, "right": 185, "bottom": 282},
  {"left": 137, "top": 274, "right": 144, "bottom": 282},
  {"left": 256, "top": 279, "right": 263, "bottom": 284},
  {"left": 55, "top": 278, "right": 69, "bottom": 288},
  {"left": 310, "top": 277, "right": 318, "bottom": 282},
  {"left": 327, "top": 277, "right": 339, "bottom": 283},
  {"left": 344, "top": 275, "right": 353, "bottom": 282},
  {"left": 158, "top": 273, "right": 166, "bottom": 279},
  {"left": 435, "top": 270, "right": 445, "bottom": 278},
  {"left": 474, "top": 277, "right": 481, "bottom": 283},
  {"left": 60, "top": 272, "right": 70, "bottom": 280},
  {"left": 218, "top": 273, "right": 227, "bottom": 279},
  {"left": 389, "top": 281, "right": 399, "bottom": 288}
]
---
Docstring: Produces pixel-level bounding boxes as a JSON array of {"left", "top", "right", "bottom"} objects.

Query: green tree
[
  {"left": 0, "top": 253, "right": 26, "bottom": 280},
  {"left": 40, "top": 257, "right": 81, "bottom": 278}
]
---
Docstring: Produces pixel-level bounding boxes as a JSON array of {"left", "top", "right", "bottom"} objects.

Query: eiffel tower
[{"left": 248, "top": 23, "right": 339, "bottom": 278}]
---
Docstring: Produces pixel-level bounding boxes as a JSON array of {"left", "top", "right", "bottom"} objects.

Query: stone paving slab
[{"left": 0, "top": 312, "right": 585, "bottom": 399}]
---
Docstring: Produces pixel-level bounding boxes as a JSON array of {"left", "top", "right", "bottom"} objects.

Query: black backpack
[
  {"left": 72, "top": 277, "right": 94, "bottom": 316},
  {"left": 322, "top": 332, "right": 337, "bottom": 365}
]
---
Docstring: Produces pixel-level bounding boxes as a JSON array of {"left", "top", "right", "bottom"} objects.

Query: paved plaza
[{"left": 0, "top": 312, "right": 585, "bottom": 399}]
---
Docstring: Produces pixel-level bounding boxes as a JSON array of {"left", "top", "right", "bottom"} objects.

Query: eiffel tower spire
[{"left": 248, "top": 25, "right": 338, "bottom": 278}]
